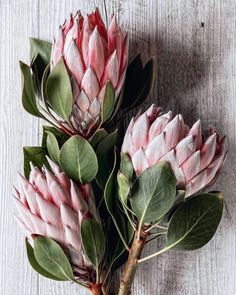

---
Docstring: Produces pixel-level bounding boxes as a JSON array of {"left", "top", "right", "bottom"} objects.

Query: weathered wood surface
[{"left": 0, "top": 0, "right": 236, "bottom": 294}]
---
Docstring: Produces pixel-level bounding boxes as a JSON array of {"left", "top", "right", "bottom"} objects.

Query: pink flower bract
[
  {"left": 51, "top": 9, "right": 128, "bottom": 137},
  {"left": 14, "top": 158, "right": 99, "bottom": 273},
  {"left": 121, "top": 105, "right": 227, "bottom": 197}
]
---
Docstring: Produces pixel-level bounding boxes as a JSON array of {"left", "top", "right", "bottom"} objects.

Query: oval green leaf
[
  {"left": 23, "top": 146, "right": 50, "bottom": 179},
  {"left": 26, "top": 239, "right": 63, "bottom": 281},
  {"left": 117, "top": 172, "right": 130, "bottom": 204},
  {"left": 130, "top": 162, "right": 176, "bottom": 224},
  {"left": 104, "top": 151, "right": 134, "bottom": 249},
  {"left": 101, "top": 82, "right": 115, "bottom": 123},
  {"left": 46, "top": 58, "right": 73, "bottom": 121},
  {"left": 46, "top": 131, "right": 60, "bottom": 164},
  {"left": 59, "top": 135, "right": 98, "bottom": 183},
  {"left": 131, "top": 58, "right": 155, "bottom": 108},
  {"left": 30, "top": 38, "right": 52, "bottom": 65},
  {"left": 166, "top": 193, "right": 224, "bottom": 251},
  {"left": 96, "top": 130, "right": 117, "bottom": 189},
  {"left": 81, "top": 216, "right": 106, "bottom": 268},
  {"left": 34, "top": 237, "right": 74, "bottom": 281},
  {"left": 19, "top": 61, "right": 42, "bottom": 118},
  {"left": 89, "top": 128, "right": 108, "bottom": 150},
  {"left": 120, "top": 153, "right": 133, "bottom": 180},
  {"left": 42, "top": 125, "right": 69, "bottom": 148}
]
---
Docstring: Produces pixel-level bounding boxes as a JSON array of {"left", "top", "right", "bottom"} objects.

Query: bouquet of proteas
[{"left": 15, "top": 7, "right": 227, "bottom": 295}]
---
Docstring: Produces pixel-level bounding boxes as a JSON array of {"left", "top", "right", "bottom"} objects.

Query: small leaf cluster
[{"left": 117, "top": 155, "right": 224, "bottom": 255}]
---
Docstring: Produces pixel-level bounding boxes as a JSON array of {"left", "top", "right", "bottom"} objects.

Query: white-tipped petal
[
  {"left": 145, "top": 132, "right": 167, "bottom": 166},
  {"left": 132, "top": 148, "right": 149, "bottom": 175},
  {"left": 70, "top": 181, "right": 88, "bottom": 212},
  {"left": 81, "top": 68, "right": 100, "bottom": 101},
  {"left": 132, "top": 113, "right": 149, "bottom": 150},
  {"left": 176, "top": 135, "right": 196, "bottom": 166},
  {"left": 88, "top": 27, "right": 105, "bottom": 80},
  {"left": 60, "top": 203, "right": 78, "bottom": 231},
  {"left": 65, "top": 39, "right": 85, "bottom": 85}
]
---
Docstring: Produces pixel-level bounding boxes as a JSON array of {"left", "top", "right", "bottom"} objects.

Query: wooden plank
[
  {"left": 0, "top": 0, "right": 236, "bottom": 294},
  {"left": 0, "top": 1, "right": 40, "bottom": 295}
]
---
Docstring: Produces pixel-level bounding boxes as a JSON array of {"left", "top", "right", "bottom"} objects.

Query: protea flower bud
[
  {"left": 121, "top": 105, "right": 227, "bottom": 197},
  {"left": 51, "top": 9, "right": 128, "bottom": 137},
  {"left": 14, "top": 158, "right": 99, "bottom": 278}
]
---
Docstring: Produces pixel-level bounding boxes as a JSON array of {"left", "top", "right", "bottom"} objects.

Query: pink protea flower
[
  {"left": 121, "top": 105, "right": 227, "bottom": 197},
  {"left": 14, "top": 158, "right": 99, "bottom": 277},
  {"left": 51, "top": 9, "right": 128, "bottom": 137}
]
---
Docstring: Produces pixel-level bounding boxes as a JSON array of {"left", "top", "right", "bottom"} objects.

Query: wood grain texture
[{"left": 0, "top": 0, "right": 236, "bottom": 294}]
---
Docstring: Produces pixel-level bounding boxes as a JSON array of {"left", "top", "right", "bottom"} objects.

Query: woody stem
[
  {"left": 90, "top": 283, "right": 103, "bottom": 295},
  {"left": 118, "top": 230, "right": 148, "bottom": 295}
]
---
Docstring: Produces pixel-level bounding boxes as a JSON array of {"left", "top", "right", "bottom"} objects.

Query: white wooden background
[{"left": 0, "top": 0, "right": 236, "bottom": 294}]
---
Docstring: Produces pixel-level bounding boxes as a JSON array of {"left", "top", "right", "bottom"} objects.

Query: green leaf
[
  {"left": 104, "top": 150, "right": 134, "bottom": 249},
  {"left": 42, "top": 125, "right": 69, "bottom": 148},
  {"left": 101, "top": 82, "right": 115, "bottom": 122},
  {"left": 19, "top": 61, "right": 42, "bottom": 118},
  {"left": 106, "top": 218, "right": 128, "bottom": 270},
  {"left": 23, "top": 146, "right": 49, "bottom": 179},
  {"left": 26, "top": 239, "right": 63, "bottom": 281},
  {"left": 130, "top": 162, "right": 176, "bottom": 224},
  {"left": 89, "top": 128, "right": 108, "bottom": 150},
  {"left": 117, "top": 172, "right": 130, "bottom": 204},
  {"left": 166, "top": 193, "right": 224, "bottom": 251},
  {"left": 46, "top": 131, "right": 60, "bottom": 163},
  {"left": 96, "top": 130, "right": 118, "bottom": 189},
  {"left": 59, "top": 135, "right": 98, "bottom": 183},
  {"left": 175, "top": 190, "right": 186, "bottom": 206},
  {"left": 164, "top": 190, "right": 186, "bottom": 222},
  {"left": 120, "top": 153, "right": 133, "bottom": 180},
  {"left": 122, "top": 56, "right": 155, "bottom": 110},
  {"left": 46, "top": 58, "right": 73, "bottom": 121},
  {"left": 121, "top": 55, "right": 143, "bottom": 109},
  {"left": 81, "top": 215, "right": 106, "bottom": 268},
  {"left": 110, "top": 86, "right": 125, "bottom": 120},
  {"left": 41, "top": 63, "right": 50, "bottom": 101},
  {"left": 131, "top": 58, "right": 155, "bottom": 109},
  {"left": 34, "top": 237, "right": 74, "bottom": 281},
  {"left": 30, "top": 38, "right": 52, "bottom": 65},
  {"left": 31, "top": 54, "right": 48, "bottom": 95}
]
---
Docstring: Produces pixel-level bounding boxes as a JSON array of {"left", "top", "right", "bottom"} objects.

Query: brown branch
[
  {"left": 90, "top": 284, "right": 103, "bottom": 295},
  {"left": 118, "top": 230, "right": 148, "bottom": 295}
]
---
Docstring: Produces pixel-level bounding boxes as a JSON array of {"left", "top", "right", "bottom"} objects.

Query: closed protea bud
[
  {"left": 51, "top": 9, "right": 128, "bottom": 137},
  {"left": 121, "top": 104, "right": 227, "bottom": 197},
  {"left": 14, "top": 158, "right": 99, "bottom": 279}
]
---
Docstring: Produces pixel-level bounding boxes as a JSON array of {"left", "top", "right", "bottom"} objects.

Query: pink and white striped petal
[
  {"left": 149, "top": 111, "right": 172, "bottom": 142},
  {"left": 145, "top": 132, "right": 167, "bottom": 166},
  {"left": 44, "top": 168, "right": 70, "bottom": 207},
  {"left": 102, "top": 50, "right": 119, "bottom": 88},
  {"left": 80, "top": 68, "right": 100, "bottom": 101},
  {"left": 132, "top": 113, "right": 149, "bottom": 150},
  {"left": 176, "top": 135, "right": 196, "bottom": 166},
  {"left": 36, "top": 192, "right": 60, "bottom": 227},
  {"left": 70, "top": 181, "right": 88, "bottom": 212},
  {"left": 200, "top": 133, "right": 217, "bottom": 170},
  {"left": 60, "top": 203, "right": 78, "bottom": 231},
  {"left": 181, "top": 151, "right": 201, "bottom": 181},
  {"left": 88, "top": 27, "right": 105, "bottom": 81},
  {"left": 65, "top": 39, "right": 85, "bottom": 86},
  {"left": 188, "top": 120, "right": 202, "bottom": 150},
  {"left": 132, "top": 148, "right": 149, "bottom": 175}
]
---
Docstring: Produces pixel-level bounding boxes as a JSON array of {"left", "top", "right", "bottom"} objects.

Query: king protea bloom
[
  {"left": 121, "top": 105, "right": 227, "bottom": 197},
  {"left": 51, "top": 9, "right": 128, "bottom": 137},
  {"left": 14, "top": 158, "right": 99, "bottom": 277}
]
